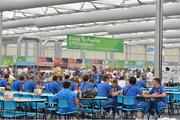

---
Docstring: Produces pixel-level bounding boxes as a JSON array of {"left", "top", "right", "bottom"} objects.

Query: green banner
[
  {"left": 2, "top": 56, "right": 13, "bottom": 66},
  {"left": 144, "top": 61, "right": 154, "bottom": 67},
  {"left": 67, "top": 34, "right": 124, "bottom": 52},
  {"left": 128, "top": 61, "right": 136, "bottom": 65},
  {"left": 115, "top": 60, "right": 125, "bottom": 68},
  {"left": 16, "top": 56, "right": 26, "bottom": 62}
]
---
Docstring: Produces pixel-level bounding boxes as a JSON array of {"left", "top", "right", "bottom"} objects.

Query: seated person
[
  {"left": 24, "top": 75, "right": 36, "bottom": 93},
  {"left": 137, "top": 76, "right": 147, "bottom": 89},
  {"left": 123, "top": 77, "right": 149, "bottom": 114},
  {"left": 11, "top": 76, "right": 24, "bottom": 91},
  {"left": 111, "top": 79, "right": 122, "bottom": 118},
  {"left": 148, "top": 78, "right": 167, "bottom": 114},
  {"left": 80, "top": 75, "right": 94, "bottom": 92},
  {"left": 35, "top": 75, "right": 46, "bottom": 90},
  {"left": 96, "top": 75, "right": 112, "bottom": 97},
  {"left": 60, "top": 74, "right": 70, "bottom": 85},
  {"left": 70, "top": 76, "right": 80, "bottom": 91},
  {"left": 0, "top": 74, "right": 11, "bottom": 90},
  {"left": 45, "top": 75, "right": 60, "bottom": 94},
  {"left": 52, "top": 81, "right": 78, "bottom": 113}
]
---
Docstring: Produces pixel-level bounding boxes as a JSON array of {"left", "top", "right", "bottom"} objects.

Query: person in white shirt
[{"left": 146, "top": 68, "right": 153, "bottom": 87}]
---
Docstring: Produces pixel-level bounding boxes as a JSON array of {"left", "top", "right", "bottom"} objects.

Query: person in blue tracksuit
[
  {"left": 45, "top": 75, "right": 60, "bottom": 94},
  {"left": 111, "top": 79, "right": 122, "bottom": 118},
  {"left": 80, "top": 75, "right": 94, "bottom": 91},
  {"left": 60, "top": 75, "right": 70, "bottom": 86},
  {"left": 24, "top": 75, "right": 37, "bottom": 93},
  {"left": 123, "top": 77, "right": 149, "bottom": 114},
  {"left": 52, "top": 81, "right": 78, "bottom": 113},
  {"left": 97, "top": 75, "right": 112, "bottom": 97},
  {"left": 137, "top": 76, "right": 147, "bottom": 89},
  {"left": 35, "top": 75, "right": 46, "bottom": 90},
  {"left": 149, "top": 78, "right": 167, "bottom": 114},
  {"left": 0, "top": 74, "right": 11, "bottom": 90},
  {"left": 70, "top": 77, "right": 80, "bottom": 91},
  {"left": 11, "top": 76, "right": 24, "bottom": 91}
]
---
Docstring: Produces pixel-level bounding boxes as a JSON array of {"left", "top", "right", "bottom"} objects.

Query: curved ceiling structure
[
  {"left": 0, "top": 0, "right": 96, "bottom": 11},
  {"left": 2, "top": 3, "right": 180, "bottom": 29},
  {"left": 1, "top": 0, "right": 180, "bottom": 47}
]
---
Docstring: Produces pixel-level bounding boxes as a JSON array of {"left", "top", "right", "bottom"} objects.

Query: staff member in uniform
[
  {"left": 137, "top": 76, "right": 147, "bottom": 89},
  {"left": 0, "top": 74, "right": 11, "bottom": 90},
  {"left": 123, "top": 77, "right": 149, "bottom": 115},
  {"left": 80, "top": 75, "right": 94, "bottom": 92},
  {"left": 96, "top": 74, "right": 112, "bottom": 97},
  {"left": 11, "top": 76, "right": 24, "bottom": 91},
  {"left": 149, "top": 78, "right": 167, "bottom": 114},
  {"left": 52, "top": 81, "right": 78, "bottom": 113},
  {"left": 45, "top": 75, "right": 60, "bottom": 94},
  {"left": 24, "top": 75, "right": 36, "bottom": 93}
]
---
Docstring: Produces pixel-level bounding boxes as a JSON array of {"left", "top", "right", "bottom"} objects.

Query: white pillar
[
  {"left": 0, "top": 12, "right": 2, "bottom": 66},
  {"left": 17, "top": 36, "right": 23, "bottom": 57},
  {"left": 24, "top": 40, "right": 28, "bottom": 57},
  {"left": 154, "top": 0, "right": 163, "bottom": 79}
]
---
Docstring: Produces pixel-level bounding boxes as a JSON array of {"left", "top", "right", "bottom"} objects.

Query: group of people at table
[{"left": 0, "top": 73, "right": 167, "bottom": 119}]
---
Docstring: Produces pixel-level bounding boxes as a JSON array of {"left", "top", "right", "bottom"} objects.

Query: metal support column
[
  {"left": 55, "top": 40, "right": 59, "bottom": 58},
  {"left": 17, "top": 36, "right": 23, "bottom": 57},
  {"left": 110, "top": 52, "right": 115, "bottom": 70},
  {"left": 154, "top": 0, "right": 163, "bottom": 79},
  {"left": 80, "top": 50, "right": 85, "bottom": 59},
  {"left": 24, "top": 40, "right": 28, "bottom": 57},
  {"left": 179, "top": 48, "right": 180, "bottom": 63},
  {"left": 125, "top": 44, "right": 128, "bottom": 67},
  {"left": 36, "top": 41, "right": 41, "bottom": 58},
  {"left": 0, "top": 12, "right": 2, "bottom": 66},
  {"left": 144, "top": 45, "right": 147, "bottom": 63},
  {"left": 4, "top": 44, "right": 7, "bottom": 56}
]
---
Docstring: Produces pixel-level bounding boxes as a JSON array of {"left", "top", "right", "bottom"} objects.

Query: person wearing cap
[
  {"left": 11, "top": 76, "right": 25, "bottom": 91},
  {"left": 80, "top": 75, "right": 94, "bottom": 92},
  {"left": 24, "top": 75, "right": 37, "bottom": 93},
  {"left": 45, "top": 75, "right": 60, "bottom": 94},
  {"left": 0, "top": 74, "right": 11, "bottom": 90},
  {"left": 52, "top": 81, "right": 78, "bottom": 113},
  {"left": 70, "top": 76, "right": 80, "bottom": 91}
]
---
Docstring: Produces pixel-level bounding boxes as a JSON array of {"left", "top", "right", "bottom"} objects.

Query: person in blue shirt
[
  {"left": 11, "top": 76, "right": 24, "bottom": 91},
  {"left": 148, "top": 78, "right": 167, "bottom": 115},
  {"left": 45, "top": 75, "right": 60, "bottom": 94},
  {"left": 52, "top": 81, "right": 78, "bottom": 113},
  {"left": 0, "top": 74, "right": 11, "bottom": 90},
  {"left": 111, "top": 79, "right": 122, "bottom": 118},
  {"left": 24, "top": 75, "right": 36, "bottom": 93},
  {"left": 35, "top": 75, "right": 46, "bottom": 90},
  {"left": 97, "top": 75, "right": 112, "bottom": 97},
  {"left": 80, "top": 75, "right": 94, "bottom": 91},
  {"left": 60, "top": 75, "right": 70, "bottom": 85},
  {"left": 123, "top": 77, "right": 149, "bottom": 116},
  {"left": 137, "top": 76, "right": 147, "bottom": 89},
  {"left": 70, "top": 76, "right": 80, "bottom": 91}
]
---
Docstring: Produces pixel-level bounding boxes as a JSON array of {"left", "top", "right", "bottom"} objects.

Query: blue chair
[
  {"left": 117, "top": 95, "right": 123, "bottom": 117},
  {"left": 79, "top": 99, "right": 101, "bottom": 119},
  {"left": 122, "top": 96, "right": 143, "bottom": 119},
  {"left": 172, "top": 93, "right": 180, "bottom": 114},
  {"left": 2, "top": 100, "right": 25, "bottom": 118},
  {"left": 46, "top": 96, "right": 58, "bottom": 119},
  {"left": 56, "top": 98, "right": 78, "bottom": 119}
]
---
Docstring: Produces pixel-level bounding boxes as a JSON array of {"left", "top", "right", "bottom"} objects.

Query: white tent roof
[{"left": 1, "top": 0, "right": 180, "bottom": 47}]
